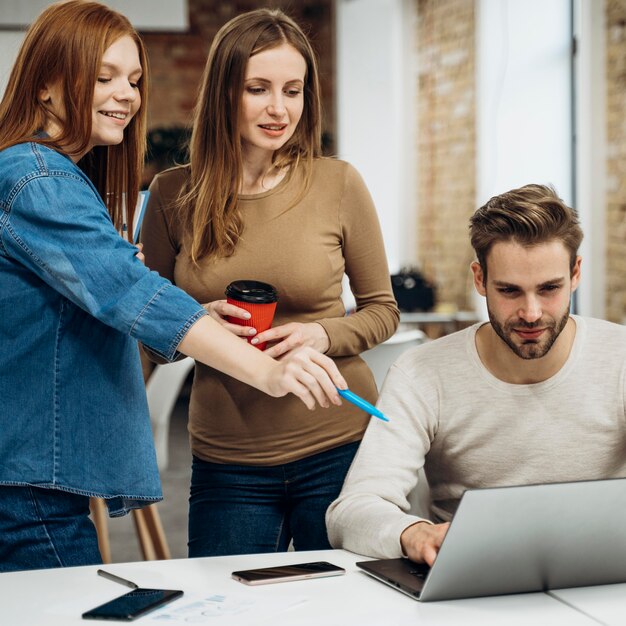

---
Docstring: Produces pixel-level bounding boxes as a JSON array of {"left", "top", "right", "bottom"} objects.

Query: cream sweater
[{"left": 326, "top": 316, "right": 626, "bottom": 558}]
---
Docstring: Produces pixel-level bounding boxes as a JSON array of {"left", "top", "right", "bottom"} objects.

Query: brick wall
[
  {"left": 415, "top": 0, "right": 476, "bottom": 311},
  {"left": 605, "top": 0, "right": 626, "bottom": 323},
  {"left": 141, "top": 0, "right": 335, "bottom": 159}
]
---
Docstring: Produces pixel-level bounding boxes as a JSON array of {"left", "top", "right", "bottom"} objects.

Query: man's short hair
[{"left": 469, "top": 184, "right": 584, "bottom": 282}]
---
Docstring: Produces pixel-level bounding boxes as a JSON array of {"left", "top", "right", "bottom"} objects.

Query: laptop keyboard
[{"left": 408, "top": 565, "right": 430, "bottom": 580}]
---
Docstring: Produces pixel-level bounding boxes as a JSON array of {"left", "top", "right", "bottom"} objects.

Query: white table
[
  {"left": 0, "top": 550, "right": 607, "bottom": 625},
  {"left": 549, "top": 584, "right": 626, "bottom": 625}
]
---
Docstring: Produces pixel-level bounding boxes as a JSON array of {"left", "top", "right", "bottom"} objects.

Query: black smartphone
[
  {"left": 231, "top": 561, "right": 346, "bottom": 585},
  {"left": 82, "top": 588, "right": 183, "bottom": 621}
]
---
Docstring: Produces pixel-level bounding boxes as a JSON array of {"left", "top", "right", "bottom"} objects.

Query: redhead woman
[
  {"left": 0, "top": 0, "right": 345, "bottom": 573},
  {"left": 141, "top": 9, "right": 399, "bottom": 557}
]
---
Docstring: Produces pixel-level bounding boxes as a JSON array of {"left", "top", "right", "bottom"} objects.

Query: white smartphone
[{"left": 231, "top": 561, "right": 346, "bottom": 585}]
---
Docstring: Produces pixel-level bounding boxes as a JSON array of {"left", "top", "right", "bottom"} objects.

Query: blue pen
[{"left": 337, "top": 388, "right": 389, "bottom": 422}]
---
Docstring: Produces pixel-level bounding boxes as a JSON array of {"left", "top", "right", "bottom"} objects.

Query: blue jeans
[
  {"left": 0, "top": 485, "right": 102, "bottom": 572},
  {"left": 188, "top": 441, "right": 360, "bottom": 557}
]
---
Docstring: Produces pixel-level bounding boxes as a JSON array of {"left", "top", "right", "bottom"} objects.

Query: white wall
[
  {"left": 573, "top": 0, "right": 606, "bottom": 319},
  {"left": 0, "top": 31, "right": 22, "bottom": 96},
  {"left": 476, "top": 0, "right": 573, "bottom": 204},
  {"left": 475, "top": 0, "right": 575, "bottom": 315},
  {"left": 336, "top": 0, "right": 417, "bottom": 273},
  {"left": 0, "top": 0, "right": 188, "bottom": 29},
  {"left": 0, "top": 0, "right": 188, "bottom": 98},
  {"left": 338, "top": 0, "right": 592, "bottom": 314}
]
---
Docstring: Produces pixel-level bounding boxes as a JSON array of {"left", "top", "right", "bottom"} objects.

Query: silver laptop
[{"left": 357, "top": 477, "right": 626, "bottom": 602}]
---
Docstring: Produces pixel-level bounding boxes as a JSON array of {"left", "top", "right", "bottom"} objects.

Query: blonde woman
[{"left": 141, "top": 9, "right": 399, "bottom": 557}]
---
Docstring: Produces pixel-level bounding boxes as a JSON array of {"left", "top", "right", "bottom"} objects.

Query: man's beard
[{"left": 487, "top": 303, "right": 570, "bottom": 360}]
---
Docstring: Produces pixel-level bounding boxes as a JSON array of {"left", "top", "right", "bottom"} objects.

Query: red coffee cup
[{"left": 225, "top": 280, "right": 278, "bottom": 350}]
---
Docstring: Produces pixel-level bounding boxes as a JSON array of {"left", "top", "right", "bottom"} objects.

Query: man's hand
[{"left": 400, "top": 521, "right": 450, "bottom": 566}]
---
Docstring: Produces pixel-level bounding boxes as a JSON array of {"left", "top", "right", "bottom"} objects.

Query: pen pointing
[{"left": 337, "top": 388, "right": 390, "bottom": 422}]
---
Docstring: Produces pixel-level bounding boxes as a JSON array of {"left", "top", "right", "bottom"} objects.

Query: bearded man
[{"left": 327, "top": 184, "right": 626, "bottom": 565}]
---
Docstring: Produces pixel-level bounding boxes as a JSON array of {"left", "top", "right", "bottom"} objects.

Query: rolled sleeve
[{"left": 131, "top": 282, "right": 206, "bottom": 360}]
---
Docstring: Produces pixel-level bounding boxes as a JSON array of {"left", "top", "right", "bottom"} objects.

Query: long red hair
[{"left": 0, "top": 0, "right": 149, "bottom": 238}]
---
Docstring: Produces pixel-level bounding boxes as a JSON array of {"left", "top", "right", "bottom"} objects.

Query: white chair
[
  {"left": 146, "top": 356, "right": 195, "bottom": 471},
  {"left": 360, "top": 328, "right": 427, "bottom": 390},
  {"left": 360, "top": 329, "right": 432, "bottom": 519}
]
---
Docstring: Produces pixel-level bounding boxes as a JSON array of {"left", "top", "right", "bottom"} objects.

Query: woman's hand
[
  {"left": 263, "top": 346, "right": 345, "bottom": 410},
  {"left": 134, "top": 242, "right": 145, "bottom": 264},
  {"left": 255, "top": 322, "right": 330, "bottom": 358},
  {"left": 202, "top": 299, "right": 257, "bottom": 338},
  {"left": 177, "top": 316, "right": 344, "bottom": 410}
]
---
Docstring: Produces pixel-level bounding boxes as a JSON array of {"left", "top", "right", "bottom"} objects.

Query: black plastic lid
[{"left": 225, "top": 280, "right": 278, "bottom": 304}]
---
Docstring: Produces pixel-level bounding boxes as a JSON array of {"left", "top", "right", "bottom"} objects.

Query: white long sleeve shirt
[{"left": 326, "top": 316, "right": 626, "bottom": 558}]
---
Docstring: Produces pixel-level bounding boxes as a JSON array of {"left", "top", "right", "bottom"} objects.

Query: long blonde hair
[
  {"left": 0, "top": 0, "right": 149, "bottom": 239},
  {"left": 181, "top": 8, "right": 322, "bottom": 263}
]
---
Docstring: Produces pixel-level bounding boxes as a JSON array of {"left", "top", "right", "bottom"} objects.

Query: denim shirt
[{"left": 0, "top": 142, "right": 206, "bottom": 515}]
